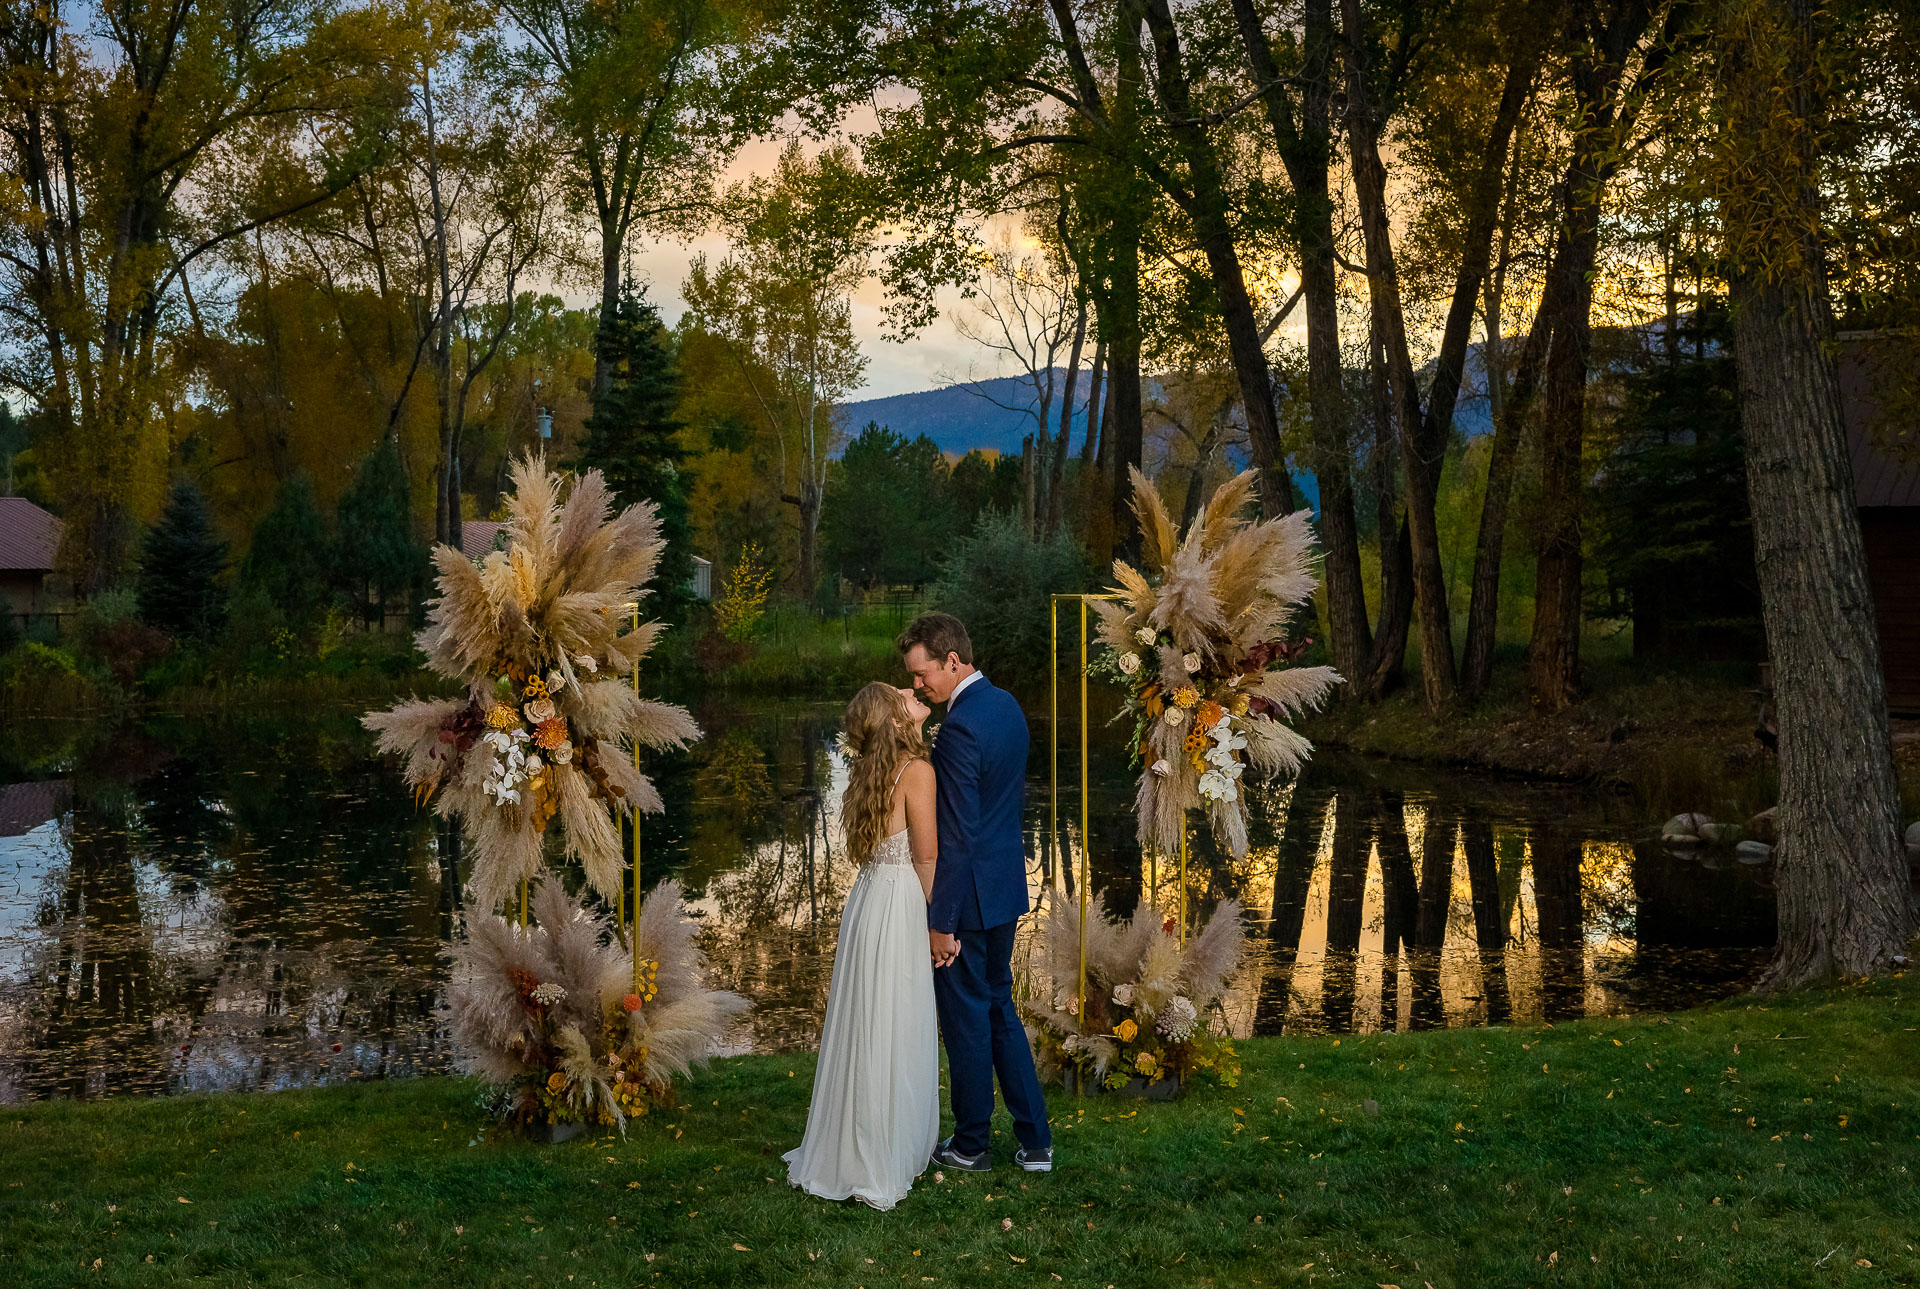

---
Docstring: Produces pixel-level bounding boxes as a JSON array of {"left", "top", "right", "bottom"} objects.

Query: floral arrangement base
[
  {"left": 1063, "top": 1067, "right": 1183, "bottom": 1101},
  {"left": 526, "top": 1120, "right": 588, "bottom": 1145}
]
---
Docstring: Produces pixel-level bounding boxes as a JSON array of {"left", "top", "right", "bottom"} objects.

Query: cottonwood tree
[
  {"left": 682, "top": 141, "right": 872, "bottom": 597},
  {"left": 0, "top": 0, "right": 408, "bottom": 590},
  {"left": 1713, "top": 0, "right": 1913, "bottom": 985},
  {"left": 500, "top": 0, "right": 765, "bottom": 398},
  {"left": 411, "top": 40, "right": 562, "bottom": 548}
]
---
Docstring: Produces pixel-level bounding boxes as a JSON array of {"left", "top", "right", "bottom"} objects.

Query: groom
[{"left": 898, "top": 612, "right": 1052, "bottom": 1174}]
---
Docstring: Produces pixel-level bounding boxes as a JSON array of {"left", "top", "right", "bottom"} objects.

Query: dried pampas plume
[
  {"left": 1098, "top": 467, "right": 1341, "bottom": 858},
  {"left": 363, "top": 454, "right": 699, "bottom": 910}
]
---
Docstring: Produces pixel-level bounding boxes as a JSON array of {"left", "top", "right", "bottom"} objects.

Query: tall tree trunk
[
  {"left": 1525, "top": 171, "right": 1605, "bottom": 711},
  {"left": 424, "top": 70, "right": 461, "bottom": 551},
  {"left": 1354, "top": 319, "right": 1414, "bottom": 698},
  {"left": 1232, "top": 0, "right": 1371, "bottom": 680},
  {"left": 1342, "top": 0, "right": 1455, "bottom": 709},
  {"left": 1460, "top": 235, "right": 1564, "bottom": 702},
  {"left": 1047, "top": 303, "right": 1082, "bottom": 537},
  {"left": 1105, "top": 6, "right": 1147, "bottom": 559},
  {"left": 1080, "top": 340, "right": 1105, "bottom": 466},
  {"left": 1525, "top": 0, "right": 1665, "bottom": 709},
  {"left": 1141, "top": 0, "right": 1290, "bottom": 520},
  {"left": 1720, "top": 0, "right": 1912, "bottom": 986}
]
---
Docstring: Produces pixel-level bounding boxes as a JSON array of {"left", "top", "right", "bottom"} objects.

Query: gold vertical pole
[
  {"left": 1050, "top": 597, "right": 1059, "bottom": 891},
  {"left": 645, "top": 607, "right": 652, "bottom": 998},
  {"left": 1178, "top": 826, "right": 1188, "bottom": 946},
  {"left": 1077, "top": 597, "right": 1089, "bottom": 1024},
  {"left": 519, "top": 879, "right": 527, "bottom": 927}
]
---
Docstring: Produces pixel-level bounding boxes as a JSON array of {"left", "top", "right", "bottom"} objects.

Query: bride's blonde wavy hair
[{"left": 840, "top": 682, "right": 928, "bottom": 864}]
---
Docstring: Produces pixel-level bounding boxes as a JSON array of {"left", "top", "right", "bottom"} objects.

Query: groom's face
[{"left": 903, "top": 644, "right": 963, "bottom": 704}]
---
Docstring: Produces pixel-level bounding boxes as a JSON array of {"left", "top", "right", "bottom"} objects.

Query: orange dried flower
[
  {"left": 622, "top": 993, "right": 644, "bottom": 1013},
  {"left": 534, "top": 718, "right": 569, "bottom": 750},
  {"left": 1197, "top": 700, "right": 1223, "bottom": 730}
]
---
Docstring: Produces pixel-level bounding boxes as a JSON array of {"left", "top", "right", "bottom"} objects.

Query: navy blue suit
[{"left": 929, "top": 674, "right": 1050, "bottom": 1156}]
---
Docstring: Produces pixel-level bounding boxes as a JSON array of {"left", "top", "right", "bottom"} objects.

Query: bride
[{"left": 784, "top": 682, "right": 941, "bottom": 1209}]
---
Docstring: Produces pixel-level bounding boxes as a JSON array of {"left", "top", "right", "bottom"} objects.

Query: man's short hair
[{"left": 896, "top": 612, "right": 973, "bottom": 666}]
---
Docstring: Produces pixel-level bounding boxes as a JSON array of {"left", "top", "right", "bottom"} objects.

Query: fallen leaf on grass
[
  {"left": 1001, "top": 1218, "right": 1013, "bottom": 1231},
  {"left": 1548, "top": 1251, "right": 1559, "bottom": 1265},
  {"left": 176, "top": 1198, "right": 191, "bottom": 1205},
  {"left": 732, "top": 1244, "right": 750, "bottom": 1252},
  {"left": 1010, "top": 1256, "right": 1026, "bottom": 1264},
  {"left": 1857, "top": 1260, "right": 1872, "bottom": 1268}
]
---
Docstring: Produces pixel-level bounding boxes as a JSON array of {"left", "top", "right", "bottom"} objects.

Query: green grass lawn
[{"left": 7, "top": 974, "right": 1918, "bottom": 1288}]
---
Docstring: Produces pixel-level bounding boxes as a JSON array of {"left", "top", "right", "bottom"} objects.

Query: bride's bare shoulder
[{"left": 898, "top": 758, "right": 936, "bottom": 792}]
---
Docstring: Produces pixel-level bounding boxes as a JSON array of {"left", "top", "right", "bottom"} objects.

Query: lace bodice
[{"left": 868, "top": 828, "right": 913, "bottom": 867}]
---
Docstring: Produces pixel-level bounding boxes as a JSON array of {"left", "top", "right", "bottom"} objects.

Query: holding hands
[{"left": 930, "top": 929, "right": 960, "bottom": 968}]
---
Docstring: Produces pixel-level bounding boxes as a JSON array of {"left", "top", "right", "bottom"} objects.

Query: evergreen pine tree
[
  {"left": 335, "top": 439, "right": 426, "bottom": 629},
  {"left": 242, "top": 471, "right": 330, "bottom": 627},
  {"left": 137, "top": 477, "right": 229, "bottom": 639},
  {"left": 571, "top": 281, "right": 692, "bottom": 624}
]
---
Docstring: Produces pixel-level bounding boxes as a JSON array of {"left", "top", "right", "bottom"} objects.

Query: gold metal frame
[{"left": 1049, "top": 593, "right": 1120, "bottom": 1026}]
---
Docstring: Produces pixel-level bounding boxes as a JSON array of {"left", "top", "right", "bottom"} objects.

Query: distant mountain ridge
[
  {"left": 842, "top": 373, "right": 1095, "bottom": 459},
  {"left": 843, "top": 348, "right": 1506, "bottom": 461}
]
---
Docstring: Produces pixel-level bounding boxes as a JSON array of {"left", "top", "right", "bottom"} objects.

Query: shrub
[
  {"left": 928, "top": 511, "right": 1088, "bottom": 696},
  {"left": 0, "top": 641, "right": 98, "bottom": 712},
  {"left": 712, "top": 544, "right": 773, "bottom": 643}
]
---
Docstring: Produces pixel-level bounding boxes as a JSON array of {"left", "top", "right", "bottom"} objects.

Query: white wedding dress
[{"left": 784, "top": 821, "right": 940, "bottom": 1210}]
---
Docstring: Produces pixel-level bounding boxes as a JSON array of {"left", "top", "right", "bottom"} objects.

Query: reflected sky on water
[{"left": 0, "top": 700, "right": 1775, "bottom": 1102}]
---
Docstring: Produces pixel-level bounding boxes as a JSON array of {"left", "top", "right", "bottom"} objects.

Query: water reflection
[{"left": 0, "top": 703, "right": 1779, "bottom": 1103}]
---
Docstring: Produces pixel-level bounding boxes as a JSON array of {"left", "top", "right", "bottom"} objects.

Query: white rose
[
  {"left": 1163, "top": 706, "right": 1186, "bottom": 726},
  {"left": 551, "top": 740, "right": 574, "bottom": 765},
  {"left": 1150, "top": 758, "right": 1172, "bottom": 778},
  {"left": 525, "top": 754, "right": 544, "bottom": 774},
  {"left": 524, "top": 697, "right": 557, "bottom": 723},
  {"left": 1135, "top": 627, "right": 1157, "bottom": 646},
  {"left": 574, "top": 653, "right": 599, "bottom": 674},
  {"left": 1118, "top": 652, "right": 1142, "bottom": 675},
  {"left": 1112, "top": 983, "right": 1135, "bottom": 1006},
  {"left": 546, "top": 669, "right": 567, "bottom": 694},
  {"left": 1182, "top": 652, "right": 1201, "bottom": 673}
]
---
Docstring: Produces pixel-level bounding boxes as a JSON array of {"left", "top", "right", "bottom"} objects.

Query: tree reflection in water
[{"left": 0, "top": 704, "right": 1777, "bottom": 1103}]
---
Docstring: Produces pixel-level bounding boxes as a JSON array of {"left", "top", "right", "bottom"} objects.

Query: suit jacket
[{"left": 928, "top": 674, "right": 1031, "bottom": 934}]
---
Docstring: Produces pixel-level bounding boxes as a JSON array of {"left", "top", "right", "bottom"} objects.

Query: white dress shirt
[{"left": 948, "top": 670, "right": 984, "bottom": 705}]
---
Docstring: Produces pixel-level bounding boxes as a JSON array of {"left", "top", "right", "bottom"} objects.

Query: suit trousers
[{"left": 932, "top": 917, "right": 1051, "bottom": 1157}]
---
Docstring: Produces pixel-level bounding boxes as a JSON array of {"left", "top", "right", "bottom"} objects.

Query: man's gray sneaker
[
  {"left": 930, "top": 1137, "right": 992, "bottom": 1172},
  {"left": 1015, "top": 1147, "right": 1053, "bottom": 1173}
]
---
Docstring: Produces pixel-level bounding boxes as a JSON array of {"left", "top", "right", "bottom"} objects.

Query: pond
[{"left": 0, "top": 698, "right": 1776, "bottom": 1103}]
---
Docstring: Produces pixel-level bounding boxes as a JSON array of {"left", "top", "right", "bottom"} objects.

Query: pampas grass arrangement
[
  {"left": 1020, "top": 890, "right": 1246, "bottom": 1092},
  {"left": 1093, "top": 467, "right": 1342, "bottom": 859},
  {"left": 364, "top": 455, "right": 743, "bottom": 1130},
  {"left": 454, "top": 880, "right": 749, "bottom": 1130},
  {"left": 363, "top": 454, "right": 699, "bottom": 912}
]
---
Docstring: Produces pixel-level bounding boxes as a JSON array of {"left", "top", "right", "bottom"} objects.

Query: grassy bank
[
  {"left": 1302, "top": 655, "right": 1778, "bottom": 807},
  {"left": 8, "top": 974, "right": 1918, "bottom": 1288}
]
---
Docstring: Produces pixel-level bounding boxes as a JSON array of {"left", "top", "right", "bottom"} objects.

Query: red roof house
[{"left": 0, "top": 497, "right": 63, "bottom": 617}]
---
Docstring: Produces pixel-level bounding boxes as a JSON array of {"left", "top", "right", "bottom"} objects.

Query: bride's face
[{"left": 896, "top": 687, "right": 930, "bottom": 728}]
